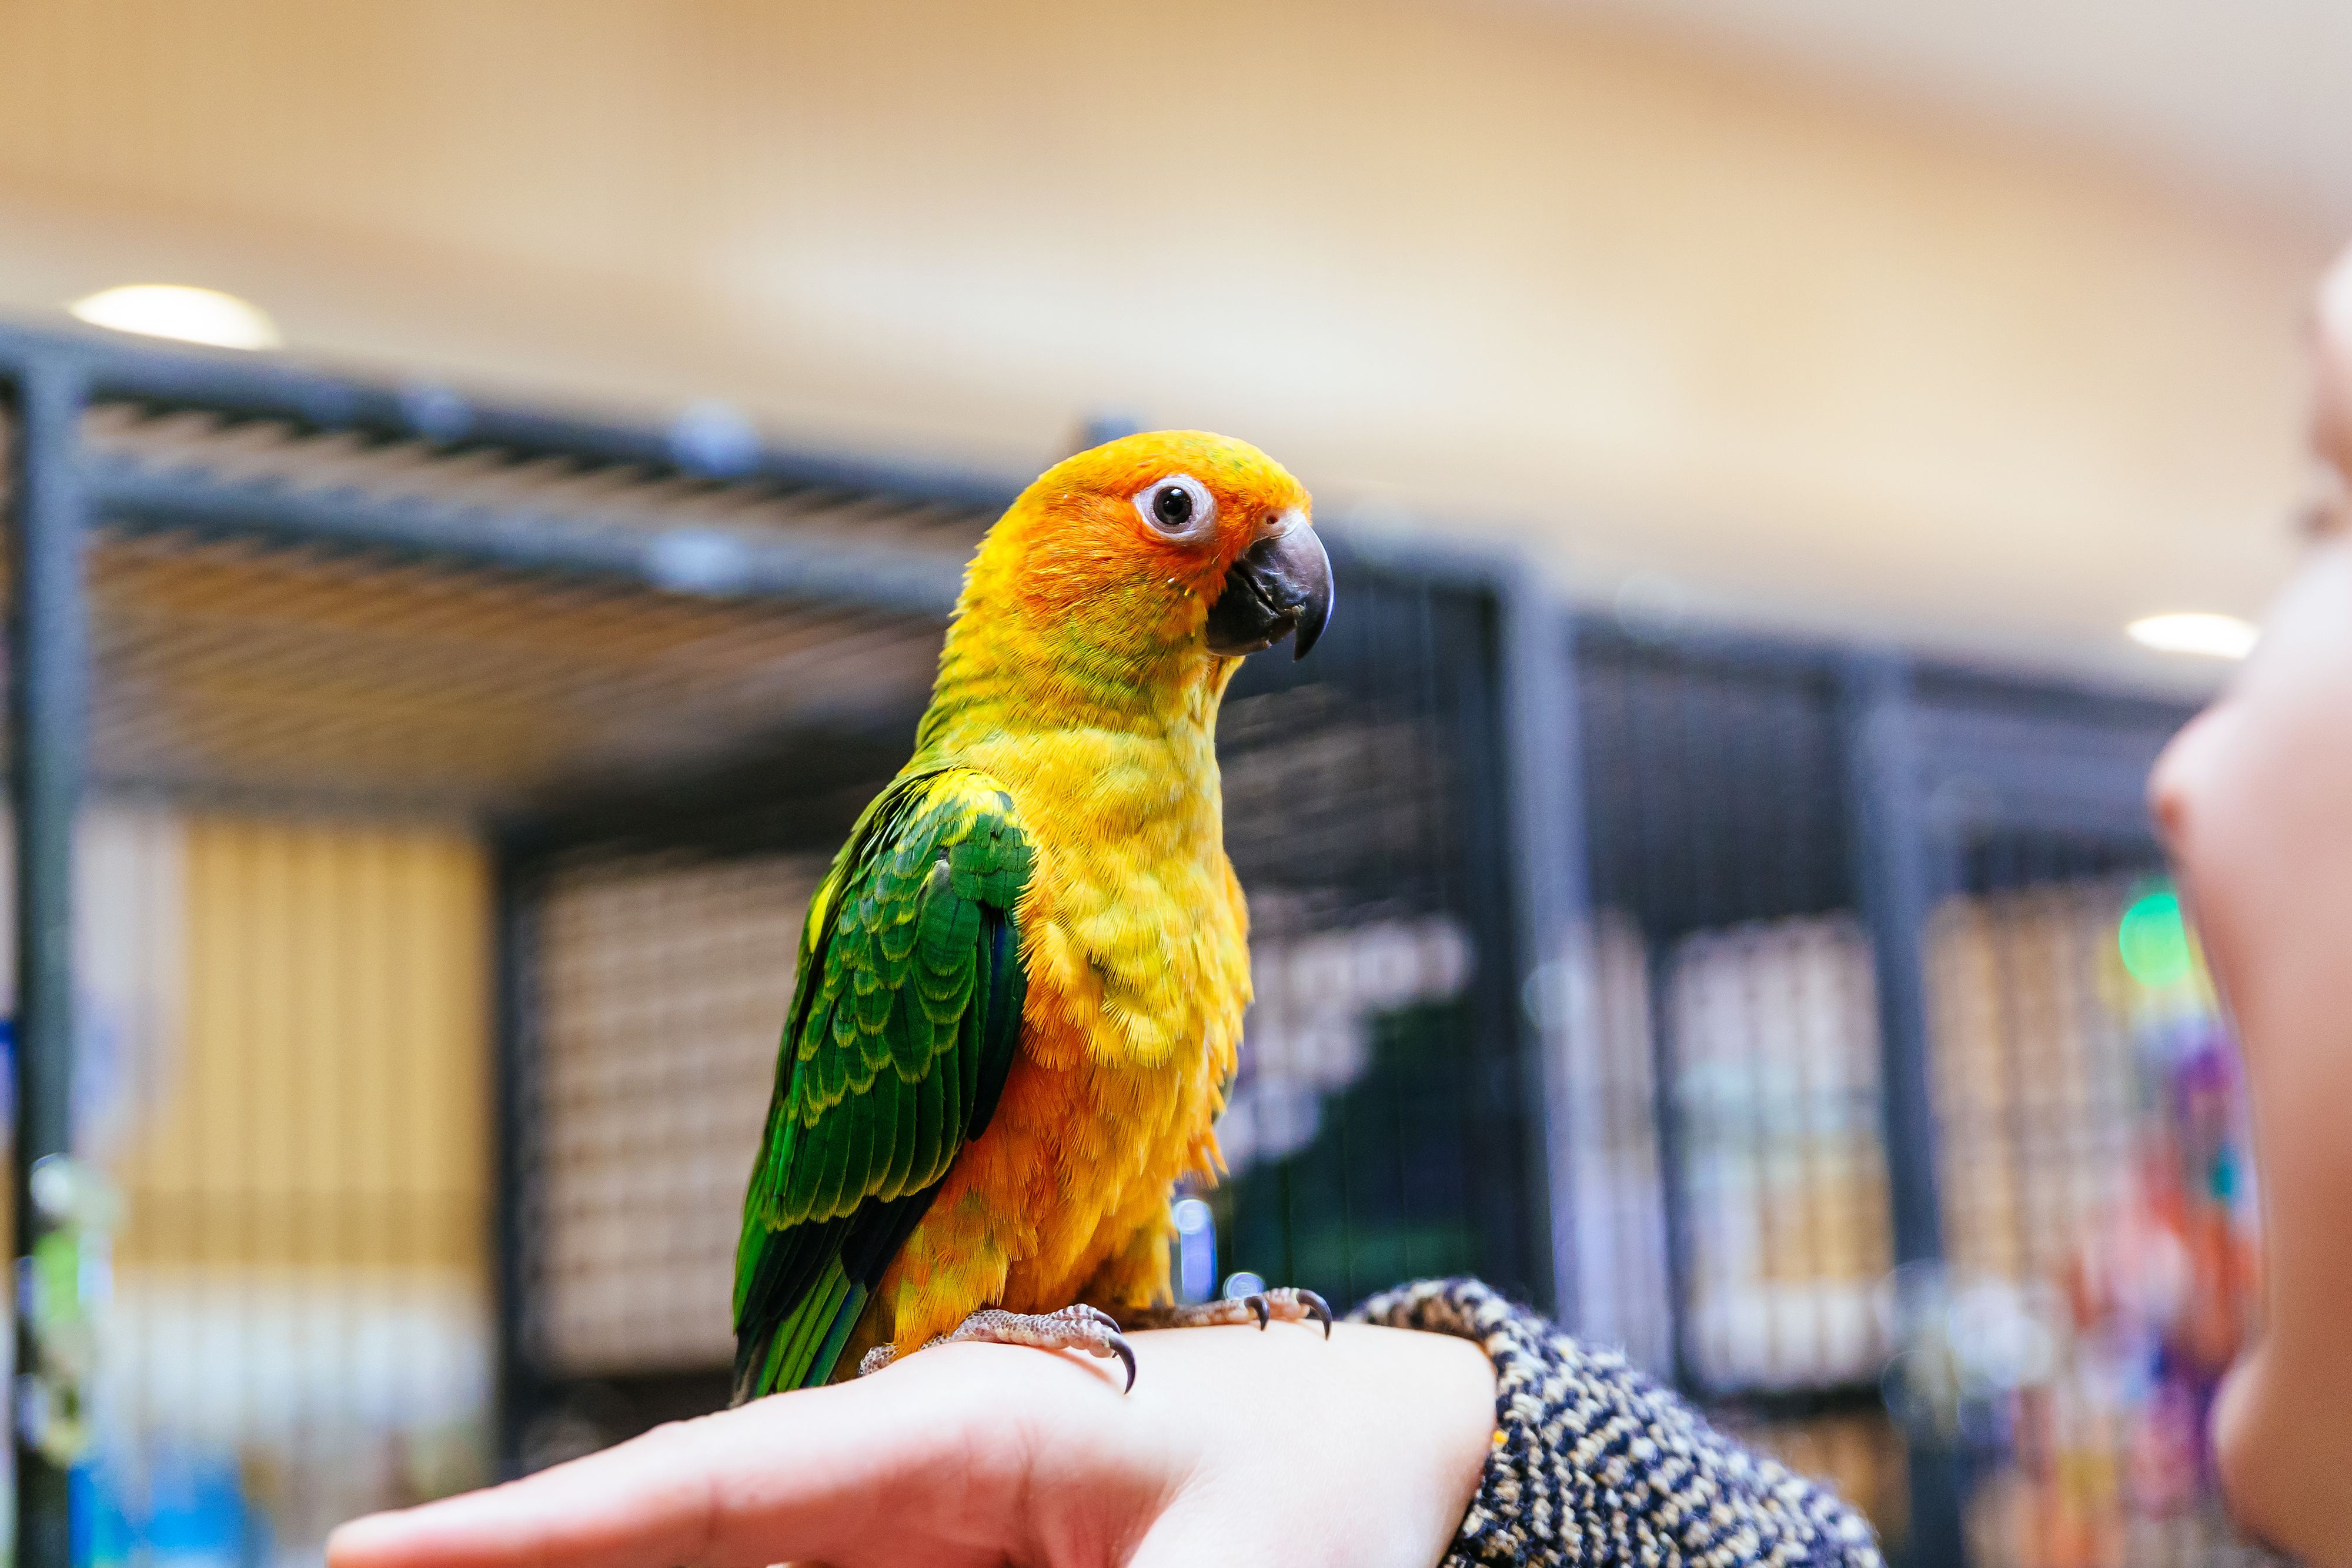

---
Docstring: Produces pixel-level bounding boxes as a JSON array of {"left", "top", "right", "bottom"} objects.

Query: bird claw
[
  {"left": 859, "top": 1288, "right": 1333, "bottom": 1393},
  {"left": 871, "top": 1304, "right": 1139, "bottom": 1392},
  {"left": 1115, "top": 1286, "right": 1334, "bottom": 1338},
  {"left": 1253, "top": 1286, "right": 1334, "bottom": 1338},
  {"left": 1105, "top": 1326, "right": 1139, "bottom": 1392}
]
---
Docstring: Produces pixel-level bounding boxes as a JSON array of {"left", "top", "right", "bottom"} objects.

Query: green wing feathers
[{"left": 732, "top": 769, "right": 1031, "bottom": 1400}]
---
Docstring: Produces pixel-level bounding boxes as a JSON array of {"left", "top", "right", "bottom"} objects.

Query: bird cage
[
  {"left": 1559, "top": 620, "right": 2223, "bottom": 1568},
  {"left": 0, "top": 322, "right": 1567, "bottom": 1568}
]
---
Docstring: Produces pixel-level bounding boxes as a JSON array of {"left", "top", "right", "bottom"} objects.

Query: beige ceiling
[
  {"left": 0, "top": 0, "right": 2331, "bottom": 691},
  {"left": 1561, "top": 0, "right": 2352, "bottom": 227}
]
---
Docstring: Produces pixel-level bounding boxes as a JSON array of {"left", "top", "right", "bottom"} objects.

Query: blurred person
[{"left": 2147, "top": 241, "right": 2352, "bottom": 1567}]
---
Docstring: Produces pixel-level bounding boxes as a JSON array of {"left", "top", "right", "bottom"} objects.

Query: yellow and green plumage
[{"left": 734, "top": 430, "right": 1323, "bottom": 1399}]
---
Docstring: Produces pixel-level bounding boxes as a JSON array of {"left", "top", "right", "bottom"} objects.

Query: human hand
[{"left": 327, "top": 1322, "right": 1495, "bottom": 1568}]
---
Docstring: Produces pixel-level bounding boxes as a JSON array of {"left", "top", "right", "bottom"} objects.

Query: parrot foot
[
  {"left": 1115, "top": 1286, "right": 1334, "bottom": 1338},
  {"left": 858, "top": 1304, "right": 1138, "bottom": 1392}
]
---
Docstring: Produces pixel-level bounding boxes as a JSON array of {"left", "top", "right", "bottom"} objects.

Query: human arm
[
  {"left": 330, "top": 1279, "right": 1882, "bottom": 1568},
  {"left": 1357, "top": 1281, "right": 1880, "bottom": 1567},
  {"left": 330, "top": 1320, "right": 1495, "bottom": 1568}
]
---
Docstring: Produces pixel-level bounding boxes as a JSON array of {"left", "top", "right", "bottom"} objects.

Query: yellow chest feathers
[{"left": 968, "top": 728, "right": 1250, "bottom": 1074}]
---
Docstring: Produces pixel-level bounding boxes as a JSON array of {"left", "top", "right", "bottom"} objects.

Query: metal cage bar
[
  {"left": 82, "top": 455, "right": 965, "bottom": 620},
  {"left": 6, "top": 343, "right": 93, "bottom": 1568},
  {"left": 1500, "top": 581, "right": 1585, "bottom": 1324},
  {"left": 1841, "top": 654, "right": 1966, "bottom": 1568},
  {"left": 0, "top": 321, "right": 1026, "bottom": 516}
]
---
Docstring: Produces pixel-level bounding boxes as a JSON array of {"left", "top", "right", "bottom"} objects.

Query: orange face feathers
[
  {"left": 964, "top": 430, "right": 1323, "bottom": 667},
  {"left": 1026, "top": 429, "right": 1310, "bottom": 571}
]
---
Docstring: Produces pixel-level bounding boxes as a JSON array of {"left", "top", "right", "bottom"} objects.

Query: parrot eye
[{"left": 1132, "top": 473, "right": 1216, "bottom": 542}]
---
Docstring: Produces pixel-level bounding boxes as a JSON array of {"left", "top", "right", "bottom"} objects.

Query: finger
[
  {"left": 327, "top": 1382, "right": 912, "bottom": 1568},
  {"left": 330, "top": 1417, "right": 737, "bottom": 1568}
]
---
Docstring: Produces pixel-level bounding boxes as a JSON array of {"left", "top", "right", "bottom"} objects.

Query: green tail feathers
[{"left": 736, "top": 1262, "right": 868, "bottom": 1403}]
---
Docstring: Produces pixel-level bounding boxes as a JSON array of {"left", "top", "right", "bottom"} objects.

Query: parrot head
[{"left": 956, "top": 430, "right": 1334, "bottom": 680}]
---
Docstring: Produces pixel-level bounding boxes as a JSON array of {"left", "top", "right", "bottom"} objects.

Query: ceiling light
[
  {"left": 67, "top": 285, "right": 280, "bottom": 350},
  {"left": 2126, "top": 612, "right": 2257, "bottom": 661}
]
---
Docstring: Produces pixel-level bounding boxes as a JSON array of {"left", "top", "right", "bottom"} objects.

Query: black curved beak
[{"left": 1205, "top": 525, "right": 1334, "bottom": 660}]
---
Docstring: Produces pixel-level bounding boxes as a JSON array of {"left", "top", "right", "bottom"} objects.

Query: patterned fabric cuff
[{"left": 1351, "top": 1278, "right": 1885, "bottom": 1568}]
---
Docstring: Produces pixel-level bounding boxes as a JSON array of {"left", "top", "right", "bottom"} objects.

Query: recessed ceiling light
[
  {"left": 2126, "top": 612, "right": 2257, "bottom": 661},
  {"left": 67, "top": 284, "right": 280, "bottom": 350}
]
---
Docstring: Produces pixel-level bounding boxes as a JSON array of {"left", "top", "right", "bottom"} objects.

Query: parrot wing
[{"left": 731, "top": 766, "right": 1032, "bottom": 1400}]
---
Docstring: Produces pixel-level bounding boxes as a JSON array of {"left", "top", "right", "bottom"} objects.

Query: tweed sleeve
[{"left": 1351, "top": 1278, "right": 1884, "bottom": 1568}]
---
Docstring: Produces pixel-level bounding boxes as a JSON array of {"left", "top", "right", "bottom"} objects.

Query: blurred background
[{"left": 0, "top": 2, "right": 2337, "bottom": 1566}]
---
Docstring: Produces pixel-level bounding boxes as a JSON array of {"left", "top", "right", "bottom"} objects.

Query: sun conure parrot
[{"left": 733, "top": 430, "right": 1335, "bottom": 1400}]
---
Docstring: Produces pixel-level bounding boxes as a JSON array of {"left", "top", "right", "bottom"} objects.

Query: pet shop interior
[{"left": 0, "top": 4, "right": 2339, "bottom": 1565}]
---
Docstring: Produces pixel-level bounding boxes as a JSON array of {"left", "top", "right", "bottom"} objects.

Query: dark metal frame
[
  {"left": 1878, "top": 660, "right": 2188, "bottom": 1567},
  {"left": 1842, "top": 653, "right": 1966, "bottom": 1567},
  {"left": 6, "top": 341, "right": 89, "bottom": 1568},
  {"left": 1502, "top": 584, "right": 1588, "bottom": 1319},
  {"left": 1571, "top": 615, "right": 2194, "bottom": 1567}
]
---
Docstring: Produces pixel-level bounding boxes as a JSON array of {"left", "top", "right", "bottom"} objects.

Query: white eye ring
[{"left": 1132, "top": 473, "right": 1217, "bottom": 541}]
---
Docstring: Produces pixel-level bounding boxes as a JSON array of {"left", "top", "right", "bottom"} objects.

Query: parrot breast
[{"left": 856, "top": 713, "right": 1251, "bottom": 1351}]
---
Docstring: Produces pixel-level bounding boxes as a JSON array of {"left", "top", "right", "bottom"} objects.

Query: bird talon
[
  {"left": 1054, "top": 1305, "right": 1137, "bottom": 1393},
  {"left": 1110, "top": 1283, "right": 1335, "bottom": 1338},
  {"left": 900, "top": 1306, "right": 1142, "bottom": 1392}
]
